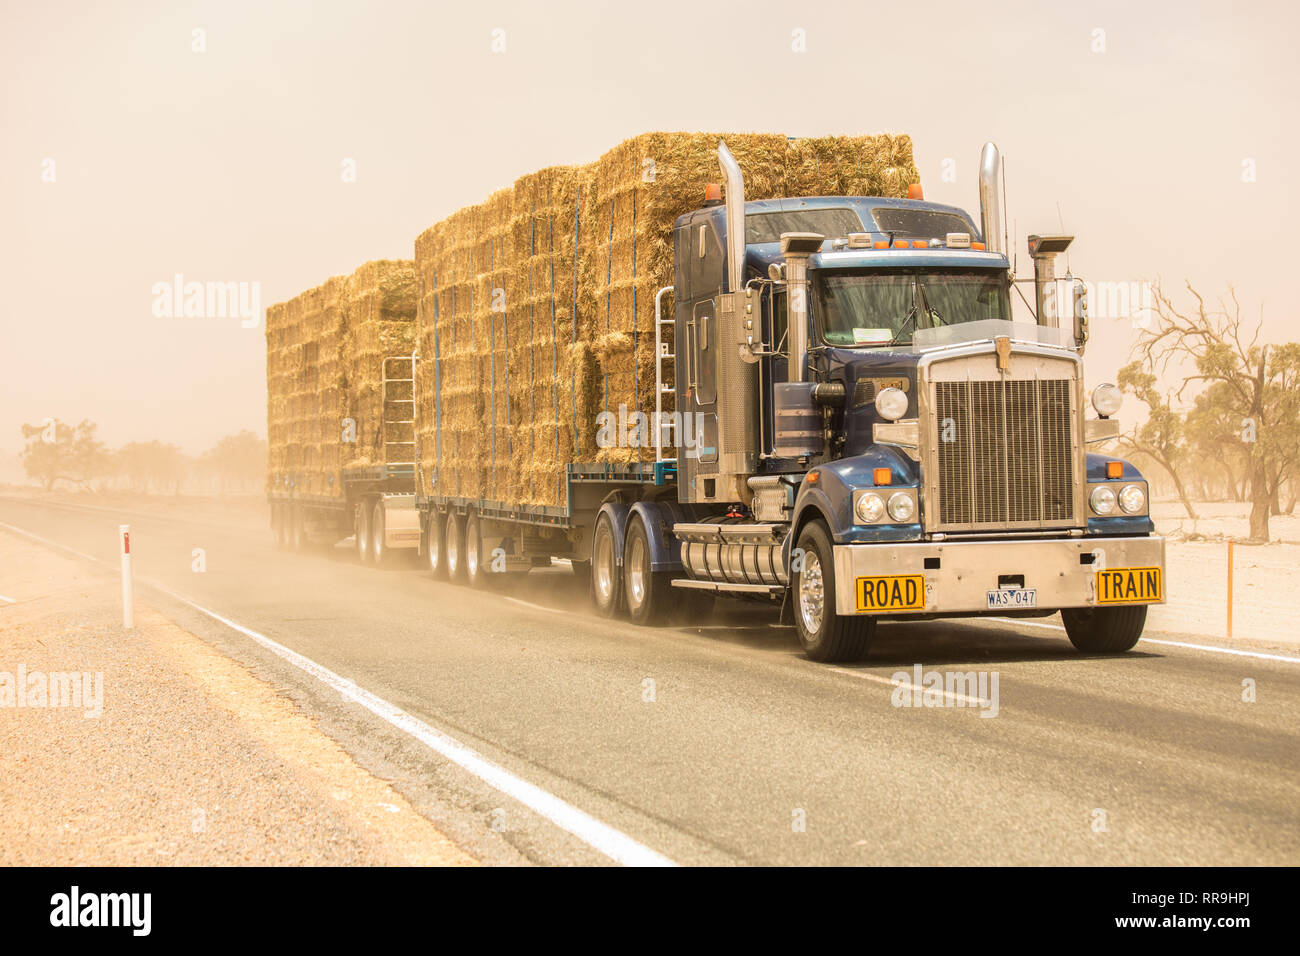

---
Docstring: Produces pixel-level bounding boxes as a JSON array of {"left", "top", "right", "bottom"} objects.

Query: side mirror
[{"left": 1072, "top": 278, "right": 1088, "bottom": 353}]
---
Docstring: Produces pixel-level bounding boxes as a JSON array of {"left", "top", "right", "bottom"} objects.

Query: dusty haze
[{"left": 1, "top": 0, "right": 1295, "bottom": 455}]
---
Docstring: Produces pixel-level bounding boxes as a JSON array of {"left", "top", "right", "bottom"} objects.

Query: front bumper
[{"left": 832, "top": 535, "right": 1165, "bottom": 616}]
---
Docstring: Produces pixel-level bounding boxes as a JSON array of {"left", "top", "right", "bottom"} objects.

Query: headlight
[
  {"left": 1090, "top": 485, "right": 1117, "bottom": 515},
  {"left": 1091, "top": 383, "right": 1122, "bottom": 418},
  {"left": 874, "top": 387, "right": 908, "bottom": 422},
  {"left": 1119, "top": 483, "right": 1146, "bottom": 514},
  {"left": 887, "top": 492, "right": 915, "bottom": 522},
  {"left": 855, "top": 492, "right": 885, "bottom": 523}
]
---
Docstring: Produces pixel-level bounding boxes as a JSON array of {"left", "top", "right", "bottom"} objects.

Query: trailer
[{"left": 266, "top": 262, "right": 422, "bottom": 565}]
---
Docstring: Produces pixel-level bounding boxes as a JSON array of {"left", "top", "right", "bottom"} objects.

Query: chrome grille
[{"left": 933, "top": 378, "right": 1074, "bottom": 527}]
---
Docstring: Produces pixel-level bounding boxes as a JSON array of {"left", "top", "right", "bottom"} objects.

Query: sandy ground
[
  {"left": 0, "top": 534, "right": 475, "bottom": 866},
  {"left": 1147, "top": 501, "right": 1300, "bottom": 643}
]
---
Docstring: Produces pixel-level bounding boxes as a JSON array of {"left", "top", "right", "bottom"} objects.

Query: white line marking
[
  {"left": 155, "top": 588, "right": 675, "bottom": 867},
  {"left": 0, "top": 519, "right": 675, "bottom": 866},
  {"left": 985, "top": 616, "right": 1300, "bottom": 664},
  {"left": 0, "top": 594, "right": 14, "bottom": 604},
  {"left": 833, "top": 668, "right": 990, "bottom": 707},
  {"left": 1137, "top": 638, "right": 1300, "bottom": 664},
  {"left": 986, "top": 616, "right": 1065, "bottom": 632},
  {"left": 0, "top": 521, "right": 101, "bottom": 563},
  {"left": 503, "top": 596, "right": 564, "bottom": 615}
]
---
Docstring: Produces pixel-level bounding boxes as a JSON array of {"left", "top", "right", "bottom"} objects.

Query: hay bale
[
  {"left": 408, "top": 131, "right": 918, "bottom": 509},
  {"left": 265, "top": 263, "right": 415, "bottom": 494}
]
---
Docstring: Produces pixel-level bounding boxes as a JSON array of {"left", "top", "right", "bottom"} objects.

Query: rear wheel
[
  {"left": 1062, "top": 605, "right": 1147, "bottom": 653},
  {"left": 465, "top": 511, "right": 488, "bottom": 588},
  {"left": 272, "top": 503, "right": 286, "bottom": 549},
  {"left": 445, "top": 512, "right": 466, "bottom": 582},
  {"left": 371, "top": 500, "right": 394, "bottom": 568},
  {"left": 623, "top": 516, "right": 671, "bottom": 625},
  {"left": 288, "top": 504, "right": 305, "bottom": 551},
  {"left": 425, "top": 510, "right": 447, "bottom": 579},
  {"left": 590, "top": 513, "right": 623, "bottom": 618},
  {"left": 356, "top": 500, "right": 372, "bottom": 565},
  {"left": 792, "top": 520, "right": 875, "bottom": 663}
]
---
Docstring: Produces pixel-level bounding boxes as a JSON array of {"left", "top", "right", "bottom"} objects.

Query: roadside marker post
[
  {"left": 120, "top": 524, "right": 134, "bottom": 629},
  {"left": 1226, "top": 540, "right": 1234, "bottom": 640}
]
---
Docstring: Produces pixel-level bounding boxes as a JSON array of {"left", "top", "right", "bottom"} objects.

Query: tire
[
  {"left": 371, "top": 500, "right": 395, "bottom": 568},
  {"left": 288, "top": 504, "right": 305, "bottom": 552},
  {"left": 425, "top": 511, "right": 447, "bottom": 579},
  {"left": 272, "top": 503, "right": 286, "bottom": 549},
  {"left": 1061, "top": 604, "right": 1147, "bottom": 653},
  {"left": 465, "top": 511, "right": 488, "bottom": 588},
  {"left": 445, "top": 512, "right": 466, "bottom": 582},
  {"left": 590, "top": 513, "right": 624, "bottom": 618},
  {"left": 356, "top": 500, "right": 372, "bottom": 565},
  {"left": 622, "top": 516, "right": 673, "bottom": 625},
  {"left": 792, "top": 520, "right": 875, "bottom": 663}
]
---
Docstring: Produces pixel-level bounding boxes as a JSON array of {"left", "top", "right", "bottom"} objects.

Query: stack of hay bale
[
  {"left": 265, "top": 260, "right": 416, "bottom": 496},
  {"left": 413, "top": 131, "right": 918, "bottom": 510}
]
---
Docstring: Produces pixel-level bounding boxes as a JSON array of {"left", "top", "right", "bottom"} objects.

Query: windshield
[{"left": 814, "top": 269, "right": 1011, "bottom": 347}]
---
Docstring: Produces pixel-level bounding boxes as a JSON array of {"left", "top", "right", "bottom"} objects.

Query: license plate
[
  {"left": 987, "top": 588, "right": 1037, "bottom": 609},
  {"left": 855, "top": 574, "right": 925, "bottom": 612},
  {"left": 1096, "top": 566, "right": 1163, "bottom": 604}
]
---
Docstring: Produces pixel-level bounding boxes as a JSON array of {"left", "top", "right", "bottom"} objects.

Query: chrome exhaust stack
[
  {"left": 718, "top": 141, "right": 745, "bottom": 294},
  {"left": 979, "top": 142, "right": 1003, "bottom": 255}
]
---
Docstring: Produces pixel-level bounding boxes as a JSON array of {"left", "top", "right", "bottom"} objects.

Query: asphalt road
[{"left": 2, "top": 493, "right": 1297, "bottom": 866}]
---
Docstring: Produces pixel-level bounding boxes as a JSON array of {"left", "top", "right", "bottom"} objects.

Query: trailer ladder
[
  {"left": 382, "top": 355, "right": 416, "bottom": 466},
  {"left": 654, "top": 285, "right": 676, "bottom": 464}
]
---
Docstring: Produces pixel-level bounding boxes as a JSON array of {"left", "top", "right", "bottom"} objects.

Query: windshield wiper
[
  {"left": 916, "top": 281, "right": 945, "bottom": 328},
  {"left": 887, "top": 305, "right": 918, "bottom": 346}
]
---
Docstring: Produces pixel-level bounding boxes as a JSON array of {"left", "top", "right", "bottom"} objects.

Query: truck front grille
[{"left": 933, "top": 378, "right": 1074, "bottom": 528}]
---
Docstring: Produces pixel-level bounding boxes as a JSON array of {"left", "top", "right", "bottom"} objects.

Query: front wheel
[
  {"left": 792, "top": 520, "right": 875, "bottom": 662},
  {"left": 1061, "top": 605, "right": 1147, "bottom": 653}
]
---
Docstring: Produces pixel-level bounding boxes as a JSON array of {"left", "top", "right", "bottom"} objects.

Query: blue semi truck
[{"left": 382, "top": 140, "right": 1165, "bottom": 662}]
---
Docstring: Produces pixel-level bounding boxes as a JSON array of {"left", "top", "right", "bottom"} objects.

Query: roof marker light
[{"left": 907, "top": 184, "right": 924, "bottom": 200}]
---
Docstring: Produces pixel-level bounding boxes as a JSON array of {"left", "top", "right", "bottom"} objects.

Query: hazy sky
[{"left": 2, "top": 0, "right": 1295, "bottom": 454}]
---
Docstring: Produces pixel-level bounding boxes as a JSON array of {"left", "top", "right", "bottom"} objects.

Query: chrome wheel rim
[
  {"left": 427, "top": 519, "right": 441, "bottom": 572},
  {"left": 595, "top": 526, "right": 614, "bottom": 603},
  {"left": 467, "top": 519, "right": 479, "bottom": 577},
  {"left": 446, "top": 521, "right": 459, "bottom": 573},
  {"left": 628, "top": 538, "right": 646, "bottom": 609},
  {"left": 372, "top": 506, "right": 384, "bottom": 562},
  {"left": 799, "top": 549, "right": 825, "bottom": 635}
]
